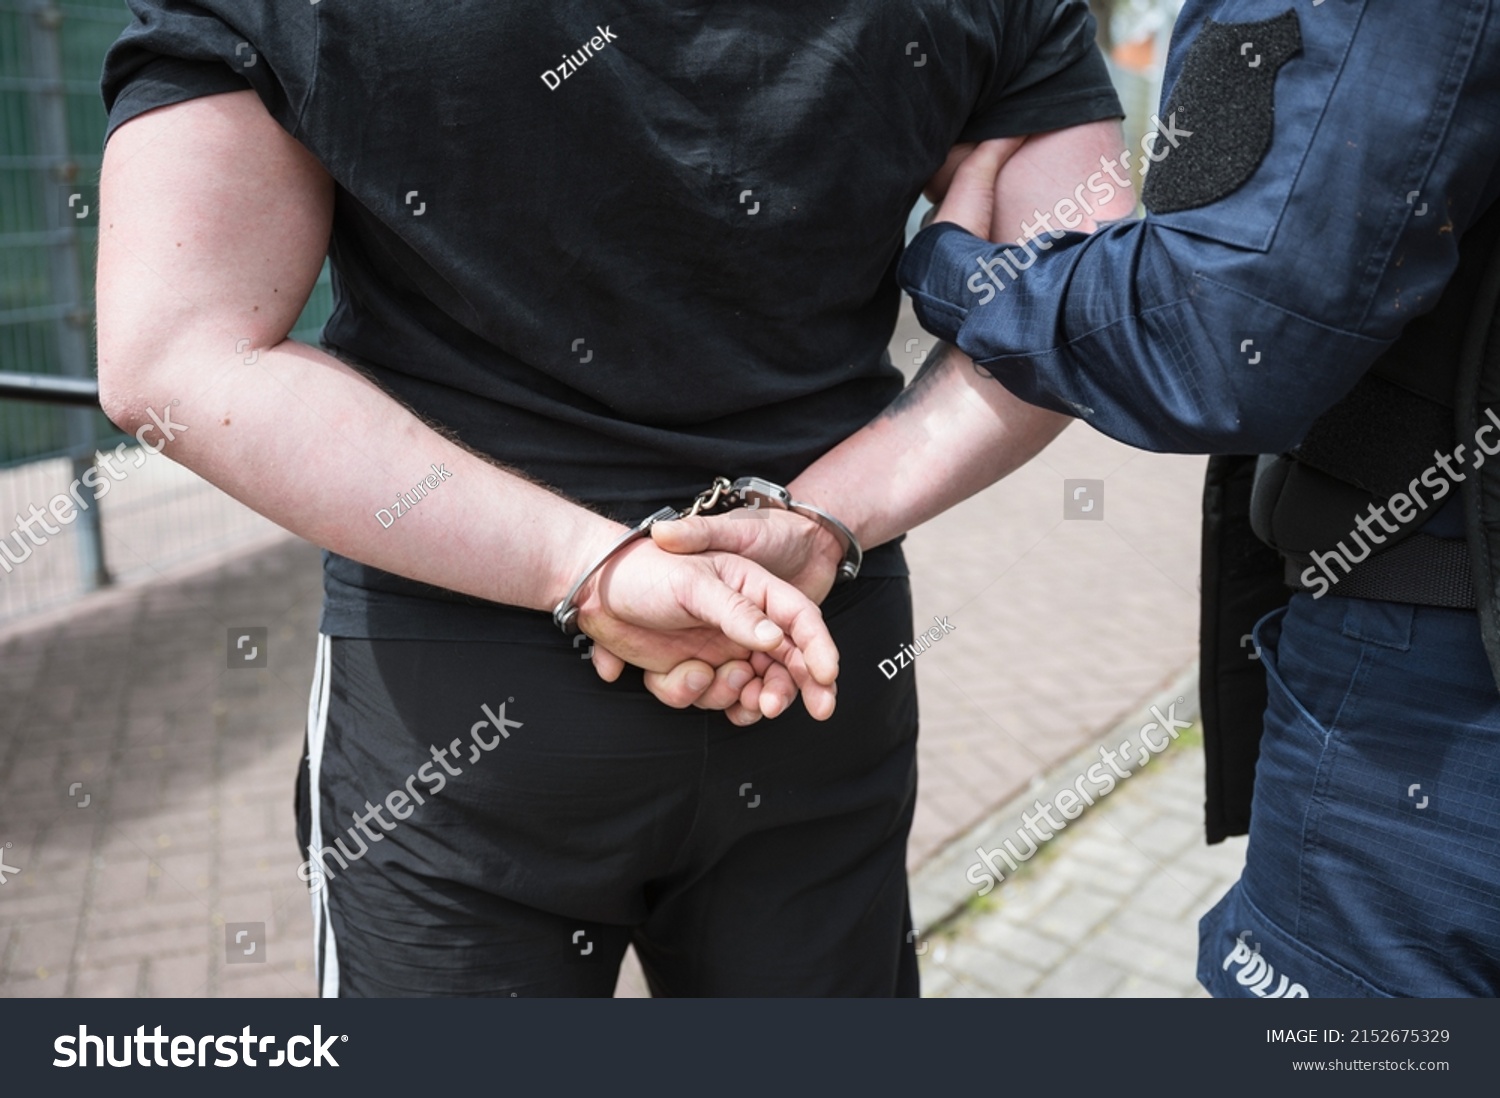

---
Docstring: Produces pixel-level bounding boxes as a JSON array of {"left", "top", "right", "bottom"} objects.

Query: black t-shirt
[{"left": 103, "top": 1, "right": 1119, "bottom": 640}]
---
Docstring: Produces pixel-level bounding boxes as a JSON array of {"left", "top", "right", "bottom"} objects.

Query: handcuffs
[{"left": 552, "top": 475, "right": 863, "bottom": 635}]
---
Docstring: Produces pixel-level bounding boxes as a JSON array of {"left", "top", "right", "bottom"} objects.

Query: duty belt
[{"left": 1287, "top": 533, "right": 1477, "bottom": 609}]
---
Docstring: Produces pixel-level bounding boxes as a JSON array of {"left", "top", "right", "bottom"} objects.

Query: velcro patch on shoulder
[{"left": 1142, "top": 10, "right": 1302, "bottom": 215}]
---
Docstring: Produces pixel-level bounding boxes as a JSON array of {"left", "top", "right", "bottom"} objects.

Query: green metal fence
[{"left": 0, "top": 0, "right": 331, "bottom": 468}]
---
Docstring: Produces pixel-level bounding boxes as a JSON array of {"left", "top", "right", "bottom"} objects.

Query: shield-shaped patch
[{"left": 1142, "top": 10, "right": 1303, "bottom": 215}]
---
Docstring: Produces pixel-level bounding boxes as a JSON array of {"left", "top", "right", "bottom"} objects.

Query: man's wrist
[
  {"left": 543, "top": 513, "right": 630, "bottom": 618},
  {"left": 803, "top": 512, "right": 846, "bottom": 577},
  {"left": 784, "top": 481, "right": 864, "bottom": 570}
]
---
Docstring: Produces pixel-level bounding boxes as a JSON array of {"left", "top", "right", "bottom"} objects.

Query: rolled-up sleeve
[
  {"left": 960, "top": 0, "right": 1122, "bottom": 143},
  {"left": 102, "top": 0, "right": 317, "bottom": 141}
]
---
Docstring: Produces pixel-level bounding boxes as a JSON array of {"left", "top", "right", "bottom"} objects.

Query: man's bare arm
[
  {"left": 788, "top": 343, "right": 1068, "bottom": 551},
  {"left": 644, "top": 120, "right": 1134, "bottom": 711},
  {"left": 795, "top": 120, "right": 1139, "bottom": 541}
]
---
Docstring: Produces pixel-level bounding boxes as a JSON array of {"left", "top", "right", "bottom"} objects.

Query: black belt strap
[{"left": 1288, "top": 534, "right": 1477, "bottom": 608}]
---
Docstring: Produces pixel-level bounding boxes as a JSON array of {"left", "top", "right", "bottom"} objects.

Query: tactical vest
[{"left": 1200, "top": 199, "right": 1500, "bottom": 843}]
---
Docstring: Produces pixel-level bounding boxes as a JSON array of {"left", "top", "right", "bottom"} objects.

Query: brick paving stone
[
  {"left": 1126, "top": 870, "right": 1221, "bottom": 924},
  {"left": 71, "top": 959, "right": 144, "bottom": 999},
  {"left": 87, "top": 896, "right": 208, "bottom": 939},
  {"left": 1110, "top": 973, "right": 1197, "bottom": 999},
  {"left": 23, "top": 854, "right": 90, "bottom": 891},
  {"left": 219, "top": 835, "right": 298, "bottom": 871},
  {"left": 0, "top": 885, "right": 81, "bottom": 925},
  {"left": 1174, "top": 839, "right": 1255, "bottom": 882},
  {"left": 1031, "top": 953, "right": 1129, "bottom": 998},
  {"left": 896, "top": 324, "right": 1203, "bottom": 870},
  {"left": 1096, "top": 799, "right": 1163, "bottom": 836},
  {"left": 90, "top": 859, "right": 154, "bottom": 909},
  {"left": 1111, "top": 813, "right": 1201, "bottom": 864},
  {"left": 971, "top": 920, "right": 1072, "bottom": 970},
  {"left": 145, "top": 951, "right": 214, "bottom": 998},
  {"left": 217, "top": 800, "right": 276, "bottom": 843},
  {"left": 1044, "top": 854, "right": 1145, "bottom": 898},
  {"left": 216, "top": 865, "right": 289, "bottom": 900},
  {"left": 985, "top": 871, "right": 1070, "bottom": 925},
  {"left": 919, "top": 964, "right": 958, "bottom": 998},
  {"left": 1080, "top": 923, "right": 1199, "bottom": 984},
  {"left": 0, "top": 969, "right": 69, "bottom": 996},
  {"left": 1062, "top": 829, "right": 1158, "bottom": 870},
  {"left": 150, "top": 851, "right": 215, "bottom": 891},
  {"left": 214, "top": 963, "right": 313, "bottom": 998},
  {"left": 945, "top": 943, "right": 1046, "bottom": 998},
  {"left": 1106, "top": 904, "right": 1207, "bottom": 964},
  {"left": 1028, "top": 886, "right": 1123, "bottom": 944},
  {"left": 9, "top": 917, "right": 80, "bottom": 978},
  {"left": 943, "top": 978, "right": 999, "bottom": 998},
  {"left": 79, "top": 924, "right": 209, "bottom": 967},
  {"left": 1155, "top": 857, "right": 1233, "bottom": 904}
]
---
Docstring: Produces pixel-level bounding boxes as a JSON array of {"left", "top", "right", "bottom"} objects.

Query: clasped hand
[
  {"left": 574, "top": 508, "right": 845, "bottom": 725},
  {"left": 575, "top": 137, "right": 1014, "bottom": 723}
]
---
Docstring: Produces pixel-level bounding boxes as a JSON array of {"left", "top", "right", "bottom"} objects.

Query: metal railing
[
  {"left": 0, "top": 381, "right": 288, "bottom": 626},
  {"left": 0, "top": 367, "right": 95, "bottom": 405}
]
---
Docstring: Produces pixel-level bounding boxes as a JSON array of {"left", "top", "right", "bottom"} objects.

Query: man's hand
[
  {"left": 922, "top": 137, "right": 1026, "bottom": 233},
  {"left": 574, "top": 536, "right": 840, "bottom": 722},
  {"left": 592, "top": 509, "right": 845, "bottom": 721},
  {"left": 929, "top": 138, "right": 1016, "bottom": 238},
  {"left": 652, "top": 509, "right": 845, "bottom": 603}
]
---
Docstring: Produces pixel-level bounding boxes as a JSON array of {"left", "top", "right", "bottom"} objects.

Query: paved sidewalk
[
  {"left": 0, "top": 534, "right": 322, "bottom": 996},
  {"left": 0, "top": 303, "right": 1208, "bottom": 997},
  {"left": 919, "top": 728, "right": 1248, "bottom": 998}
]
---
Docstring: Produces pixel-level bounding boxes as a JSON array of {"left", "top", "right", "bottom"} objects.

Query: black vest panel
[
  {"left": 1200, "top": 199, "right": 1500, "bottom": 843},
  {"left": 1251, "top": 203, "right": 1500, "bottom": 570}
]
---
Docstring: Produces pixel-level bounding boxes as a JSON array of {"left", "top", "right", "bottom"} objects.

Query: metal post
[{"left": 23, "top": 0, "right": 109, "bottom": 590}]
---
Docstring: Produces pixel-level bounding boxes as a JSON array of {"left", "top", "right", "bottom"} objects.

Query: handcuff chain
[
  {"left": 553, "top": 474, "right": 861, "bottom": 634},
  {"left": 683, "top": 476, "right": 736, "bottom": 518}
]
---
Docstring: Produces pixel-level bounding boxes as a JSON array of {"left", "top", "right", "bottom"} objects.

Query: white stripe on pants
[{"left": 305, "top": 633, "right": 341, "bottom": 997}]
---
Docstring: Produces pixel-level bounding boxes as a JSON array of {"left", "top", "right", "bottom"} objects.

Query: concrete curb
[{"left": 910, "top": 661, "right": 1201, "bottom": 936}]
